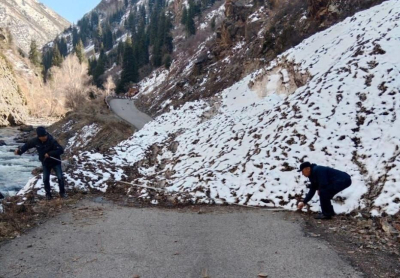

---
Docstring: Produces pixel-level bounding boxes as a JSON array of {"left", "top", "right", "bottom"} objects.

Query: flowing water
[{"left": 0, "top": 127, "right": 40, "bottom": 196}]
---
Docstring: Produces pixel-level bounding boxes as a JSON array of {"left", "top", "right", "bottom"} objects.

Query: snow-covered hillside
[
  {"left": 21, "top": 0, "right": 400, "bottom": 216},
  {"left": 0, "top": 0, "right": 69, "bottom": 53}
]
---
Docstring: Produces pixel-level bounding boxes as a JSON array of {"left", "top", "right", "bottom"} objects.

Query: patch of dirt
[
  {"left": 301, "top": 213, "right": 400, "bottom": 278},
  {"left": 0, "top": 192, "right": 86, "bottom": 243}
]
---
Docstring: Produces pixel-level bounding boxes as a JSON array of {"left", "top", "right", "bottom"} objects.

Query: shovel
[{"left": 48, "top": 156, "right": 78, "bottom": 168}]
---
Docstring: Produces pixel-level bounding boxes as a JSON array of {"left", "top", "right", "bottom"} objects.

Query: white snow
[
  {"left": 199, "top": 2, "right": 226, "bottom": 30},
  {"left": 138, "top": 69, "right": 169, "bottom": 96},
  {"left": 66, "top": 124, "right": 100, "bottom": 150},
  {"left": 19, "top": 1, "right": 400, "bottom": 215},
  {"left": 248, "top": 7, "right": 265, "bottom": 23},
  {"left": 84, "top": 44, "right": 95, "bottom": 54}
]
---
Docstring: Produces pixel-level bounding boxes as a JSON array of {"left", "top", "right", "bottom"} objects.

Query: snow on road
[{"left": 19, "top": 0, "right": 400, "bottom": 216}]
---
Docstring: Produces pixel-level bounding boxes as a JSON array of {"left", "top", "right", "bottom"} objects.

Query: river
[{"left": 0, "top": 127, "right": 40, "bottom": 197}]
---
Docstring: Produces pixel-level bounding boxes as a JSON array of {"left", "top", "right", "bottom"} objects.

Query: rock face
[
  {"left": 306, "top": 0, "right": 384, "bottom": 22},
  {"left": 0, "top": 0, "right": 70, "bottom": 53},
  {"left": 0, "top": 52, "right": 28, "bottom": 127}
]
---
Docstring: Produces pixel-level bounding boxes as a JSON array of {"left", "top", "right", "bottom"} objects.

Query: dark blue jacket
[
  {"left": 18, "top": 134, "right": 64, "bottom": 167},
  {"left": 303, "top": 164, "right": 351, "bottom": 204}
]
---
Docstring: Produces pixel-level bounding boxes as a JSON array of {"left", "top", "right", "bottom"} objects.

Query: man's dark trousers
[
  {"left": 42, "top": 164, "right": 65, "bottom": 196},
  {"left": 320, "top": 178, "right": 352, "bottom": 216}
]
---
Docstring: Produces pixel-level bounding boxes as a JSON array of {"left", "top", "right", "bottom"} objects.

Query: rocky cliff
[
  {"left": 0, "top": 0, "right": 70, "bottom": 53},
  {"left": 0, "top": 51, "right": 28, "bottom": 127}
]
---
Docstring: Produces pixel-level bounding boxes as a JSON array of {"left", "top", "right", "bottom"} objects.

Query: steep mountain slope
[
  {"left": 21, "top": 0, "right": 400, "bottom": 216},
  {"left": 0, "top": 30, "right": 29, "bottom": 127},
  {"left": 0, "top": 53, "right": 28, "bottom": 126},
  {"left": 50, "top": 0, "right": 385, "bottom": 102},
  {"left": 0, "top": 0, "right": 69, "bottom": 53},
  {"left": 134, "top": 0, "right": 386, "bottom": 116}
]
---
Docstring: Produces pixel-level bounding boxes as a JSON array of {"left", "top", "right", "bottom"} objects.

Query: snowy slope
[
  {"left": 0, "top": 0, "right": 70, "bottom": 53},
  {"left": 20, "top": 0, "right": 400, "bottom": 215}
]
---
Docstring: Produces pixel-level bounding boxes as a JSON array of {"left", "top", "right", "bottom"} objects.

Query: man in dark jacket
[
  {"left": 14, "top": 127, "right": 66, "bottom": 200},
  {"left": 297, "top": 162, "right": 352, "bottom": 220}
]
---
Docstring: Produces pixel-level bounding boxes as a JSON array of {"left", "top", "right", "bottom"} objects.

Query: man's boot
[
  {"left": 46, "top": 194, "right": 52, "bottom": 201},
  {"left": 314, "top": 213, "right": 332, "bottom": 220}
]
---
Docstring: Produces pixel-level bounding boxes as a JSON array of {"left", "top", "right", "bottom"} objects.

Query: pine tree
[
  {"left": 127, "top": 12, "right": 135, "bottom": 34},
  {"left": 117, "top": 41, "right": 125, "bottom": 66},
  {"left": 137, "top": 21, "right": 149, "bottom": 66},
  {"left": 186, "top": 14, "right": 196, "bottom": 36},
  {"left": 103, "top": 26, "right": 114, "bottom": 51},
  {"left": 163, "top": 15, "right": 173, "bottom": 54},
  {"left": 51, "top": 45, "right": 63, "bottom": 67},
  {"left": 93, "top": 50, "right": 107, "bottom": 87},
  {"left": 152, "top": 39, "right": 162, "bottom": 67},
  {"left": 181, "top": 7, "right": 188, "bottom": 25},
  {"left": 187, "top": 2, "right": 196, "bottom": 36},
  {"left": 41, "top": 49, "right": 53, "bottom": 79},
  {"left": 75, "top": 39, "right": 86, "bottom": 64},
  {"left": 72, "top": 27, "right": 80, "bottom": 47},
  {"left": 211, "top": 16, "right": 216, "bottom": 31},
  {"left": 57, "top": 37, "right": 68, "bottom": 57},
  {"left": 117, "top": 37, "right": 138, "bottom": 93},
  {"left": 139, "top": 5, "right": 147, "bottom": 25},
  {"left": 149, "top": 10, "right": 159, "bottom": 45},
  {"left": 88, "top": 57, "right": 97, "bottom": 76},
  {"left": 163, "top": 54, "right": 172, "bottom": 69},
  {"left": 29, "top": 40, "right": 41, "bottom": 67},
  {"left": 91, "top": 12, "right": 99, "bottom": 27}
]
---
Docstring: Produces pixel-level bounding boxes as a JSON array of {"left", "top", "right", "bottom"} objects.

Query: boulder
[
  {"left": 0, "top": 140, "right": 6, "bottom": 146},
  {"left": 18, "top": 125, "right": 34, "bottom": 132},
  {"left": 380, "top": 218, "right": 399, "bottom": 236},
  {"left": 32, "top": 166, "right": 43, "bottom": 175}
]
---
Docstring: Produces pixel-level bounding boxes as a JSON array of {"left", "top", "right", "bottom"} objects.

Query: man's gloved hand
[{"left": 44, "top": 153, "right": 49, "bottom": 159}]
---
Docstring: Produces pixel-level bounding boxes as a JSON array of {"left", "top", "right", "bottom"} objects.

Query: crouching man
[
  {"left": 297, "top": 162, "right": 351, "bottom": 220},
  {"left": 15, "top": 127, "right": 66, "bottom": 200}
]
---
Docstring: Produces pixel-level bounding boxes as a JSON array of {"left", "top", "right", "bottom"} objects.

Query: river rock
[
  {"left": 18, "top": 125, "right": 34, "bottom": 132},
  {"left": 380, "top": 218, "right": 399, "bottom": 235},
  {"left": 0, "top": 140, "right": 6, "bottom": 146},
  {"left": 32, "top": 166, "right": 43, "bottom": 175}
]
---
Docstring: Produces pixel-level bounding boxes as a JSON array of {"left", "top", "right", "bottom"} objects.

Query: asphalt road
[
  {"left": 109, "top": 99, "right": 153, "bottom": 129},
  {"left": 0, "top": 199, "right": 361, "bottom": 278}
]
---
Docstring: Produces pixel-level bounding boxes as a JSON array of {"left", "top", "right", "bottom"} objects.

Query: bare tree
[
  {"left": 49, "top": 54, "right": 91, "bottom": 112},
  {"left": 104, "top": 75, "right": 116, "bottom": 97}
]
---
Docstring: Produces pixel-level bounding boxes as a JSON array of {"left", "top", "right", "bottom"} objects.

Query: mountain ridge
[{"left": 0, "top": 0, "right": 70, "bottom": 53}]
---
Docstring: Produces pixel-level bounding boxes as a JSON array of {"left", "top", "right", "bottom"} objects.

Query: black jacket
[
  {"left": 303, "top": 164, "right": 351, "bottom": 204},
  {"left": 18, "top": 134, "right": 64, "bottom": 167}
]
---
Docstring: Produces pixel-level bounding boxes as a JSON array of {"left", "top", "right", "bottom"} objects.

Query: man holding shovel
[
  {"left": 297, "top": 162, "right": 352, "bottom": 220},
  {"left": 15, "top": 127, "right": 66, "bottom": 200}
]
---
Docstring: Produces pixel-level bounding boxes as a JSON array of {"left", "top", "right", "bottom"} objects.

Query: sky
[{"left": 39, "top": 0, "right": 101, "bottom": 23}]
